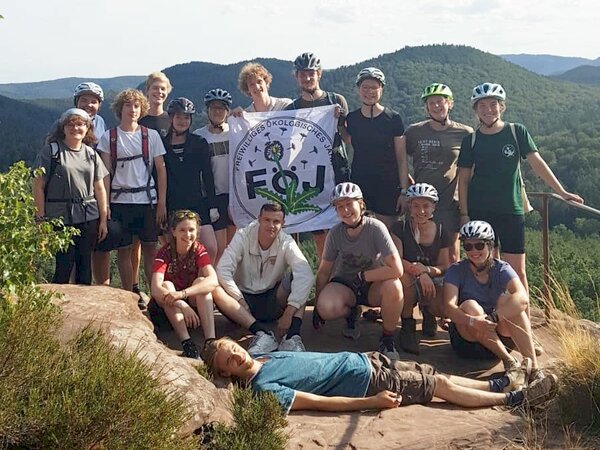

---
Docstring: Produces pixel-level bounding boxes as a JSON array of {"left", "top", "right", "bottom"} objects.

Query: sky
[{"left": 0, "top": 0, "right": 598, "bottom": 83}]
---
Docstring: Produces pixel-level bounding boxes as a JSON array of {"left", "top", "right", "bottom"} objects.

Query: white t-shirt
[
  {"left": 92, "top": 114, "right": 106, "bottom": 141},
  {"left": 245, "top": 96, "right": 292, "bottom": 112},
  {"left": 97, "top": 126, "right": 166, "bottom": 204},
  {"left": 192, "top": 124, "right": 230, "bottom": 195}
]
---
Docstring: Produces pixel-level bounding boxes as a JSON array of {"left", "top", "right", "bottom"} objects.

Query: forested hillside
[
  {"left": 501, "top": 54, "right": 600, "bottom": 75},
  {"left": 554, "top": 65, "right": 600, "bottom": 85}
]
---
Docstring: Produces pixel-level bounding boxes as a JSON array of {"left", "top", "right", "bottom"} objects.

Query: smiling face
[
  {"left": 425, "top": 95, "right": 452, "bottom": 122},
  {"left": 76, "top": 94, "right": 101, "bottom": 117},
  {"left": 207, "top": 101, "right": 228, "bottom": 125},
  {"left": 358, "top": 78, "right": 383, "bottom": 106},
  {"left": 334, "top": 197, "right": 363, "bottom": 226},
  {"left": 475, "top": 98, "right": 504, "bottom": 126},
  {"left": 171, "top": 113, "right": 192, "bottom": 134},
  {"left": 247, "top": 74, "right": 269, "bottom": 99},
  {"left": 213, "top": 340, "right": 254, "bottom": 378},
  {"left": 121, "top": 100, "right": 142, "bottom": 123},
  {"left": 463, "top": 239, "right": 492, "bottom": 266},
  {"left": 295, "top": 69, "right": 320, "bottom": 94},
  {"left": 62, "top": 116, "right": 90, "bottom": 145},
  {"left": 172, "top": 218, "right": 198, "bottom": 254},
  {"left": 409, "top": 197, "right": 436, "bottom": 224},
  {"left": 147, "top": 80, "right": 169, "bottom": 107},
  {"left": 258, "top": 209, "right": 284, "bottom": 245}
]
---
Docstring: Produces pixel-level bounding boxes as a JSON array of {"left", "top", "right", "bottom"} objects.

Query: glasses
[
  {"left": 65, "top": 122, "right": 88, "bottom": 129},
  {"left": 463, "top": 242, "right": 486, "bottom": 251}
]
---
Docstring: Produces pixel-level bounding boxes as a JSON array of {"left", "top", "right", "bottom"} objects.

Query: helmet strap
[
  {"left": 209, "top": 119, "right": 224, "bottom": 132},
  {"left": 345, "top": 214, "right": 364, "bottom": 230},
  {"left": 481, "top": 117, "right": 500, "bottom": 129}
]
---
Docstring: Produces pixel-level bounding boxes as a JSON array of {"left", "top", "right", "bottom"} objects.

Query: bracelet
[
  {"left": 397, "top": 187, "right": 407, "bottom": 195},
  {"left": 182, "top": 289, "right": 188, "bottom": 300}
]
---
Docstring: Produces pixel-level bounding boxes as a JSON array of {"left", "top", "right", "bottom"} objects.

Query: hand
[
  {"left": 334, "top": 104, "right": 342, "bottom": 119},
  {"left": 179, "top": 303, "right": 200, "bottom": 329},
  {"left": 277, "top": 310, "right": 294, "bottom": 338},
  {"left": 412, "top": 263, "right": 428, "bottom": 276},
  {"left": 312, "top": 307, "right": 325, "bottom": 330},
  {"left": 470, "top": 315, "right": 497, "bottom": 340},
  {"left": 156, "top": 202, "right": 167, "bottom": 227},
  {"left": 418, "top": 273, "right": 436, "bottom": 298},
  {"left": 370, "top": 390, "right": 402, "bottom": 409},
  {"left": 164, "top": 290, "right": 185, "bottom": 306},
  {"left": 209, "top": 208, "right": 220, "bottom": 224},
  {"left": 561, "top": 191, "right": 584, "bottom": 204},
  {"left": 230, "top": 106, "right": 245, "bottom": 118},
  {"left": 97, "top": 219, "right": 108, "bottom": 242},
  {"left": 459, "top": 215, "right": 470, "bottom": 226},
  {"left": 351, "top": 271, "right": 367, "bottom": 294},
  {"left": 396, "top": 194, "right": 408, "bottom": 214}
]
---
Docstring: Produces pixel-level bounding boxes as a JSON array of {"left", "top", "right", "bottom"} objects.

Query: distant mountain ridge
[
  {"left": 553, "top": 65, "right": 600, "bottom": 85},
  {"left": 0, "top": 76, "right": 145, "bottom": 100},
  {"left": 501, "top": 54, "right": 600, "bottom": 75}
]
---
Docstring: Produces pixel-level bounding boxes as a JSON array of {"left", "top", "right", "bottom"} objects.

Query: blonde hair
[
  {"left": 238, "top": 63, "right": 273, "bottom": 97},
  {"left": 201, "top": 337, "right": 236, "bottom": 376},
  {"left": 144, "top": 71, "right": 173, "bottom": 94},
  {"left": 111, "top": 89, "right": 150, "bottom": 120}
]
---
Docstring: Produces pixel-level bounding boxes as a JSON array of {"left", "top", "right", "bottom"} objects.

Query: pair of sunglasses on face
[{"left": 463, "top": 242, "right": 486, "bottom": 251}]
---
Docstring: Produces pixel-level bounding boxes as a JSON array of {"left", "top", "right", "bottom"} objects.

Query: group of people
[{"left": 33, "top": 51, "right": 582, "bottom": 415}]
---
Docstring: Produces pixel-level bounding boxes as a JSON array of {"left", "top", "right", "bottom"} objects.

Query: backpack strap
[
  {"left": 140, "top": 125, "right": 149, "bottom": 167},
  {"left": 508, "top": 123, "right": 520, "bottom": 153},
  {"left": 326, "top": 91, "right": 337, "bottom": 105},
  {"left": 109, "top": 127, "right": 118, "bottom": 175},
  {"left": 43, "top": 142, "right": 61, "bottom": 199}
]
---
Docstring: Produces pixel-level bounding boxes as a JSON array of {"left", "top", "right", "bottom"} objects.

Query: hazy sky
[{"left": 1, "top": 0, "right": 598, "bottom": 83}]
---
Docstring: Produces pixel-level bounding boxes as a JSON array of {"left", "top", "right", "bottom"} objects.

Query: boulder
[{"left": 41, "top": 284, "right": 217, "bottom": 436}]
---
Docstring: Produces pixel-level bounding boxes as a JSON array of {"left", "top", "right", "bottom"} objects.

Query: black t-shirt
[
  {"left": 390, "top": 219, "right": 450, "bottom": 266},
  {"left": 139, "top": 112, "right": 171, "bottom": 138},
  {"left": 162, "top": 132, "right": 216, "bottom": 211},
  {"left": 285, "top": 91, "right": 348, "bottom": 127},
  {"left": 346, "top": 107, "right": 404, "bottom": 184}
]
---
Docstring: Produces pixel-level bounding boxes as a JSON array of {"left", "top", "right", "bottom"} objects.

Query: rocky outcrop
[{"left": 42, "top": 284, "right": 217, "bottom": 436}]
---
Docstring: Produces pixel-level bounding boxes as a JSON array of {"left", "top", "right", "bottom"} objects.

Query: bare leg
[
  {"left": 368, "top": 279, "right": 403, "bottom": 334},
  {"left": 130, "top": 238, "right": 142, "bottom": 288},
  {"left": 188, "top": 278, "right": 215, "bottom": 339},
  {"left": 399, "top": 272, "right": 417, "bottom": 318},
  {"left": 199, "top": 225, "right": 218, "bottom": 263},
  {"left": 117, "top": 246, "right": 133, "bottom": 291},
  {"left": 497, "top": 312, "right": 537, "bottom": 367},
  {"left": 316, "top": 282, "right": 356, "bottom": 320},
  {"left": 212, "top": 286, "right": 256, "bottom": 329},
  {"left": 92, "top": 251, "right": 111, "bottom": 285},
  {"left": 503, "top": 252, "right": 529, "bottom": 296},
  {"left": 141, "top": 241, "right": 157, "bottom": 289},
  {"left": 445, "top": 374, "right": 492, "bottom": 391},
  {"left": 157, "top": 281, "right": 191, "bottom": 341},
  {"left": 433, "top": 375, "right": 506, "bottom": 407}
]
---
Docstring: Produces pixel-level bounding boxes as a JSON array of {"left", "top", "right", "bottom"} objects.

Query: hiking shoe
[
  {"left": 342, "top": 306, "right": 361, "bottom": 340},
  {"left": 532, "top": 333, "right": 544, "bottom": 357},
  {"left": 522, "top": 373, "right": 558, "bottom": 408},
  {"left": 529, "top": 368, "right": 545, "bottom": 385},
  {"left": 181, "top": 339, "right": 199, "bottom": 359},
  {"left": 137, "top": 291, "right": 150, "bottom": 310},
  {"left": 504, "top": 357, "right": 532, "bottom": 392},
  {"left": 277, "top": 335, "right": 306, "bottom": 352},
  {"left": 503, "top": 357, "right": 519, "bottom": 373},
  {"left": 399, "top": 318, "right": 419, "bottom": 354},
  {"left": 421, "top": 307, "right": 437, "bottom": 337},
  {"left": 379, "top": 337, "right": 400, "bottom": 361},
  {"left": 247, "top": 331, "right": 278, "bottom": 355}
]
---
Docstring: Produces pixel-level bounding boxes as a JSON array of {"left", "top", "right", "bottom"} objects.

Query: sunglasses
[
  {"left": 174, "top": 210, "right": 199, "bottom": 220},
  {"left": 463, "top": 242, "right": 486, "bottom": 251}
]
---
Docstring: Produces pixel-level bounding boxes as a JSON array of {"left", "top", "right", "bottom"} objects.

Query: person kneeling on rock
[
  {"left": 202, "top": 337, "right": 558, "bottom": 414},
  {"left": 212, "top": 202, "right": 314, "bottom": 354},
  {"left": 150, "top": 210, "right": 218, "bottom": 359}
]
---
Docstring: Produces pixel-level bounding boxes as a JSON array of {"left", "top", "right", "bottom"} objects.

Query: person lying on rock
[
  {"left": 151, "top": 210, "right": 218, "bottom": 359},
  {"left": 202, "top": 337, "right": 558, "bottom": 414},
  {"left": 212, "top": 202, "right": 314, "bottom": 353}
]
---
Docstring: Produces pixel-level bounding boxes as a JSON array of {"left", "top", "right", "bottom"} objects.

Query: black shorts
[
  {"left": 110, "top": 203, "right": 159, "bottom": 246},
  {"left": 330, "top": 276, "right": 372, "bottom": 306},
  {"left": 469, "top": 211, "right": 525, "bottom": 254},
  {"left": 360, "top": 182, "right": 399, "bottom": 216},
  {"left": 242, "top": 284, "right": 284, "bottom": 322},
  {"left": 212, "top": 194, "right": 233, "bottom": 231},
  {"left": 95, "top": 218, "right": 127, "bottom": 252},
  {"left": 433, "top": 204, "right": 461, "bottom": 234},
  {"left": 448, "top": 322, "right": 516, "bottom": 359}
]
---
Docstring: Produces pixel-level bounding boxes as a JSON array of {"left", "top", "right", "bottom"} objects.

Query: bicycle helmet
[
  {"left": 331, "top": 182, "right": 363, "bottom": 204},
  {"left": 59, "top": 108, "right": 91, "bottom": 124},
  {"left": 167, "top": 97, "right": 196, "bottom": 115},
  {"left": 421, "top": 83, "right": 453, "bottom": 101},
  {"left": 406, "top": 183, "right": 439, "bottom": 202},
  {"left": 294, "top": 52, "right": 321, "bottom": 71},
  {"left": 459, "top": 220, "right": 495, "bottom": 241},
  {"left": 471, "top": 82, "right": 506, "bottom": 104},
  {"left": 73, "top": 82, "right": 104, "bottom": 104},
  {"left": 204, "top": 88, "right": 232, "bottom": 108},
  {"left": 355, "top": 67, "right": 386, "bottom": 86}
]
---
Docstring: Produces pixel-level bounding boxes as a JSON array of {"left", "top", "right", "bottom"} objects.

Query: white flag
[{"left": 228, "top": 105, "right": 339, "bottom": 233}]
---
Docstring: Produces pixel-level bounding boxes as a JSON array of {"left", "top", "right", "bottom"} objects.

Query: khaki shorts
[{"left": 365, "top": 352, "right": 437, "bottom": 405}]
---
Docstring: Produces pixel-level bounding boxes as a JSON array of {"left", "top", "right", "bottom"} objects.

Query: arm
[
  {"left": 163, "top": 263, "right": 220, "bottom": 305},
  {"left": 443, "top": 281, "right": 495, "bottom": 333},
  {"left": 33, "top": 176, "right": 46, "bottom": 218},
  {"left": 364, "top": 252, "right": 402, "bottom": 282},
  {"left": 216, "top": 231, "right": 246, "bottom": 300},
  {"left": 457, "top": 167, "right": 472, "bottom": 223},
  {"left": 93, "top": 178, "right": 108, "bottom": 241},
  {"left": 395, "top": 136, "right": 410, "bottom": 212},
  {"left": 315, "top": 259, "right": 334, "bottom": 299},
  {"left": 284, "top": 239, "right": 315, "bottom": 309},
  {"left": 526, "top": 152, "right": 583, "bottom": 203},
  {"left": 154, "top": 155, "right": 167, "bottom": 224},
  {"left": 291, "top": 390, "right": 400, "bottom": 412}
]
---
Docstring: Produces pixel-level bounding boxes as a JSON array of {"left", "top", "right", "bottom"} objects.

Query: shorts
[
  {"left": 212, "top": 194, "right": 233, "bottom": 231},
  {"left": 361, "top": 185, "right": 399, "bottom": 216},
  {"left": 95, "top": 218, "right": 127, "bottom": 252},
  {"left": 469, "top": 211, "right": 525, "bottom": 254},
  {"left": 433, "top": 204, "right": 461, "bottom": 234},
  {"left": 241, "top": 274, "right": 292, "bottom": 322},
  {"left": 448, "top": 322, "right": 516, "bottom": 359},
  {"left": 365, "top": 352, "right": 437, "bottom": 405},
  {"left": 110, "top": 203, "right": 159, "bottom": 246},
  {"left": 330, "top": 276, "right": 372, "bottom": 306}
]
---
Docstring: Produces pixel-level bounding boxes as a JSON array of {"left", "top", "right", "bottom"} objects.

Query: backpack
[
  {"left": 108, "top": 126, "right": 154, "bottom": 202},
  {"left": 44, "top": 141, "right": 97, "bottom": 223},
  {"left": 470, "top": 123, "right": 533, "bottom": 213},
  {"left": 292, "top": 92, "right": 350, "bottom": 183}
]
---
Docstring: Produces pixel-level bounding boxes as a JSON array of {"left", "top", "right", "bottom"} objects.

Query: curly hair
[
  {"left": 237, "top": 62, "right": 273, "bottom": 97},
  {"left": 111, "top": 89, "right": 150, "bottom": 120},
  {"left": 45, "top": 114, "right": 97, "bottom": 147}
]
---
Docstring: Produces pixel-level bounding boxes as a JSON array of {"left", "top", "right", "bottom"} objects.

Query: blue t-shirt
[
  {"left": 444, "top": 259, "right": 518, "bottom": 313},
  {"left": 250, "top": 351, "right": 371, "bottom": 413}
]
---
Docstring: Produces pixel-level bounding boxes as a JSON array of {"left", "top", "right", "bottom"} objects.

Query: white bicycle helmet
[
  {"left": 471, "top": 82, "right": 506, "bottom": 104},
  {"left": 356, "top": 67, "right": 386, "bottom": 86},
  {"left": 406, "top": 183, "right": 439, "bottom": 202},
  {"left": 294, "top": 52, "right": 321, "bottom": 71},
  {"left": 167, "top": 97, "right": 196, "bottom": 115},
  {"left": 204, "top": 88, "right": 232, "bottom": 107},
  {"left": 73, "top": 82, "right": 104, "bottom": 104},
  {"left": 59, "top": 108, "right": 91, "bottom": 124},
  {"left": 459, "top": 220, "right": 495, "bottom": 241},
  {"left": 331, "top": 182, "right": 363, "bottom": 204}
]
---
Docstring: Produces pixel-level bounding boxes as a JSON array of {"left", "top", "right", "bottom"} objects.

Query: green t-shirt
[{"left": 457, "top": 123, "right": 537, "bottom": 215}]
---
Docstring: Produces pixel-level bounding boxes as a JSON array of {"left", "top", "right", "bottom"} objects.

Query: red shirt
[{"left": 152, "top": 242, "right": 211, "bottom": 291}]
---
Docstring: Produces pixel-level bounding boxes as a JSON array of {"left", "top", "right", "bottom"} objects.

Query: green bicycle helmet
[{"left": 421, "top": 83, "right": 453, "bottom": 102}]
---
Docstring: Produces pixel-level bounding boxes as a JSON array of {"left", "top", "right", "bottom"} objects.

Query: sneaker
[
  {"left": 137, "top": 291, "right": 150, "bottom": 311},
  {"left": 504, "top": 357, "right": 532, "bottom": 392},
  {"left": 521, "top": 373, "right": 558, "bottom": 408},
  {"left": 277, "top": 335, "right": 306, "bottom": 352},
  {"left": 379, "top": 337, "right": 400, "bottom": 360},
  {"left": 421, "top": 308, "right": 437, "bottom": 338},
  {"left": 342, "top": 306, "right": 361, "bottom": 340},
  {"left": 399, "top": 318, "right": 419, "bottom": 354},
  {"left": 503, "top": 357, "right": 519, "bottom": 373},
  {"left": 181, "top": 339, "right": 199, "bottom": 359},
  {"left": 247, "top": 331, "right": 278, "bottom": 355},
  {"left": 529, "top": 368, "right": 545, "bottom": 385}
]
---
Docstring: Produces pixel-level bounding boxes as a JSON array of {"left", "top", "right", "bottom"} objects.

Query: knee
[
  {"left": 382, "top": 279, "right": 403, "bottom": 302},
  {"left": 163, "top": 281, "right": 176, "bottom": 291},
  {"left": 459, "top": 299, "right": 485, "bottom": 316},
  {"left": 433, "top": 374, "right": 450, "bottom": 392},
  {"left": 316, "top": 297, "right": 342, "bottom": 319}
]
